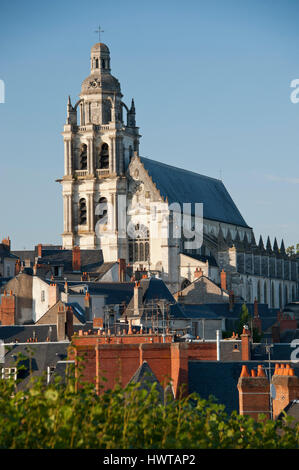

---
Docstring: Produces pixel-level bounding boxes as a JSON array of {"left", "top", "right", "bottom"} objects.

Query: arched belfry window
[
  {"left": 95, "top": 58, "right": 99, "bottom": 69},
  {"left": 99, "top": 143, "right": 109, "bottom": 169},
  {"left": 102, "top": 59, "right": 106, "bottom": 69},
  {"left": 79, "top": 198, "right": 87, "bottom": 225},
  {"left": 80, "top": 144, "right": 87, "bottom": 170},
  {"left": 95, "top": 197, "right": 108, "bottom": 229}
]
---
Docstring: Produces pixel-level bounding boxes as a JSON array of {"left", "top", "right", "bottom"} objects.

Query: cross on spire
[{"left": 94, "top": 25, "right": 104, "bottom": 42}]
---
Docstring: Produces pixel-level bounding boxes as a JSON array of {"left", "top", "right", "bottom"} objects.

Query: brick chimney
[
  {"left": 0, "top": 291, "right": 16, "bottom": 325},
  {"left": 37, "top": 243, "right": 43, "bottom": 258},
  {"left": 237, "top": 365, "right": 270, "bottom": 420},
  {"left": 241, "top": 326, "right": 251, "bottom": 361},
  {"left": 272, "top": 364, "right": 299, "bottom": 419},
  {"left": 84, "top": 291, "right": 91, "bottom": 320},
  {"left": 2, "top": 236, "right": 11, "bottom": 252},
  {"left": 220, "top": 269, "right": 227, "bottom": 290},
  {"left": 253, "top": 298, "right": 262, "bottom": 334},
  {"left": 194, "top": 267, "right": 203, "bottom": 279},
  {"left": 15, "top": 259, "right": 22, "bottom": 275},
  {"left": 171, "top": 342, "right": 189, "bottom": 398},
  {"left": 72, "top": 246, "right": 81, "bottom": 272},
  {"left": 229, "top": 290, "right": 234, "bottom": 313},
  {"left": 65, "top": 306, "right": 74, "bottom": 340},
  {"left": 134, "top": 281, "right": 143, "bottom": 316},
  {"left": 49, "top": 283, "right": 59, "bottom": 308},
  {"left": 57, "top": 305, "right": 73, "bottom": 341},
  {"left": 118, "top": 258, "right": 126, "bottom": 282},
  {"left": 93, "top": 317, "right": 103, "bottom": 329}
]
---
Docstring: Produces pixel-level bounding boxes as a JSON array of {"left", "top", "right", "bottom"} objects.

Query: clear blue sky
[{"left": 1, "top": 0, "right": 299, "bottom": 250}]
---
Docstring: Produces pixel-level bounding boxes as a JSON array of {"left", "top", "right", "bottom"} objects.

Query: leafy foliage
[{"left": 0, "top": 357, "right": 299, "bottom": 449}]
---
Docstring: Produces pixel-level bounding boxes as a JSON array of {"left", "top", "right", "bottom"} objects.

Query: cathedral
[{"left": 58, "top": 42, "right": 298, "bottom": 304}]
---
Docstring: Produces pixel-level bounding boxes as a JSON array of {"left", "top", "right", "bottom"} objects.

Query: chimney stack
[
  {"left": 134, "top": 281, "right": 143, "bottom": 316},
  {"left": 0, "top": 291, "right": 16, "bottom": 325},
  {"left": 15, "top": 259, "right": 22, "bottom": 275},
  {"left": 2, "top": 236, "right": 11, "bottom": 252},
  {"left": 37, "top": 243, "right": 43, "bottom": 258},
  {"left": 118, "top": 258, "right": 126, "bottom": 282},
  {"left": 237, "top": 365, "right": 270, "bottom": 420},
  {"left": 220, "top": 269, "right": 227, "bottom": 290},
  {"left": 241, "top": 326, "right": 251, "bottom": 361},
  {"left": 84, "top": 290, "right": 91, "bottom": 320},
  {"left": 72, "top": 246, "right": 81, "bottom": 272},
  {"left": 49, "top": 283, "right": 59, "bottom": 308},
  {"left": 229, "top": 290, "right": 234, "bottom": 313},
  {"left": 272, "top": 364, "right": 299, "bottom": 419},
  {"left": 253, "top": 298, "right": 262, "bottom": 334},
  {"left": 194, "top": 267, "right": 203, "bottom": 279}
]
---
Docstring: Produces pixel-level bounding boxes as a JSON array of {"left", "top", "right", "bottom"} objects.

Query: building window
[
  {"left": 95, "top": 197, "right": 108, "bottom": 226},
  {"left": 264, "top": 282, "right": 268, "bottom": 305},
  {"left": 41, "top": 290, "right": 45, "bottom": 302},
  {"left": 128, "top": 225, "right": 150, "bottom": 263},
  {"left": 6, "top": 266, "right": 10, "bottom": 277},
  {"left": 79, "top": 198, "right": 87, "bottom": 225},
  {"left": 257, "top": 281, "right": 261, "bottom": 303},
  {"left": 80, "top": 144, "right": 87, "bottom": 170},
  {"left": 99, "top": 143, "right": 109, "bottom": 169}
]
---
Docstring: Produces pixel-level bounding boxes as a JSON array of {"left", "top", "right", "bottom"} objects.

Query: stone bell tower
[{"left": 59, "top": 42, "right": 140, "bottom": 260}]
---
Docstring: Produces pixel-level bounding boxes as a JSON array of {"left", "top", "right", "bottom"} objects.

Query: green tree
[
  {"left": 237, "top": 303, "right": 249, "bottom": 336},
  {"left": 286, "top": 245, "right": 295, "bottom": 256}
]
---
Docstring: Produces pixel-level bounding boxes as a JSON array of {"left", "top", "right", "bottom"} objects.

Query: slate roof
[
  {"left": 277, "top": 400, "right": 299, "bottom": 422},
  {"left": 128, "top": 361, "right": 164, "bottom": 402},
  {"left": 1, "top": 342, "right": 69, "bottom": 390},
  {"left": 178, "top": 302, "right": 277, "bottom": 322},
  {"left": 179, "top": 304, "right": 222, "bottom": 319},
  {"left": 71, "top": 281, "right": 135, "bottom": 305},
  {"left": 37, "top": 249, "right": 104, "bottom": 273},
  {"left": 140, "top": 156, "right": 249, "bottom": 228},
  {"left": 251, "top": 343, "right": 299, "bottom": 361},
  {"left": 0, "top": 244, "right": 19, "bottom": 260},
  {"left": 188, "top": 361, "right": 276, "bottom": 415},
  {"left": 0, "top": 324, "right": 58, "bottom": 343}
]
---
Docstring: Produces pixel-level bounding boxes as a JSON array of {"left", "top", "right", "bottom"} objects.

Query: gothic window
[
  {"left": 128, "top": 224, "right": 150, "bottom": 263},
  {"left": 102, "top": 59, "right": 106, "bottom": 69},
  {"left": 80, "top": 144, "right": 87, "bottom": 170},
  {"left": 99, "top": 143, "right": 109, "bottom": 169},
  {"left": 95, "top": 58, "right": 99, "bottom": 68},
  {"left": 79, "top": 198, "right": 87, "bottom": 225}
]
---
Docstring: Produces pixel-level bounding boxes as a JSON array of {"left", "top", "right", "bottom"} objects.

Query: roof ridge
[{"left": 140, "top": 156, "right": 222, "bottom": 183}]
